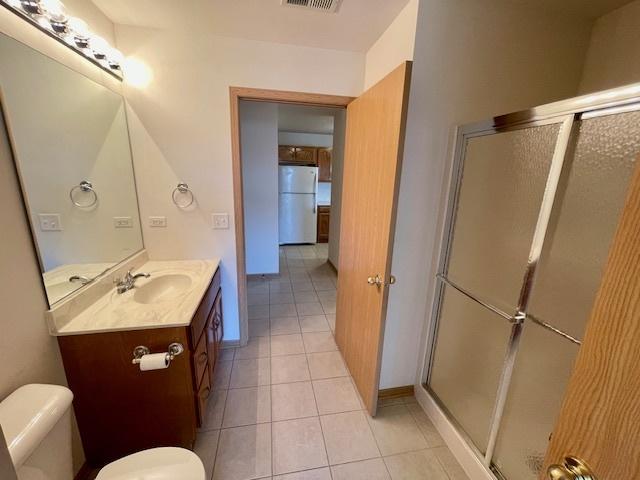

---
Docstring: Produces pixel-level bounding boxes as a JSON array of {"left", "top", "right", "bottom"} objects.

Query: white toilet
[{"left": 0, "top": 384, "right": 205, "bottom": 480}]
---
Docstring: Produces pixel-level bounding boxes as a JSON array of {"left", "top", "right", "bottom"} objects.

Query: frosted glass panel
[
  {"left": 447, "top": 124, "right": 560, "bottom": 312},
  {"left": 492, "top": 322, "right": 580, "bottom": 479},
  {"left": 429, "top": 285, "right": 513, "bottom": 452},
  {"left": 529, "top": 110, "right": 640, "bottom": 339}
]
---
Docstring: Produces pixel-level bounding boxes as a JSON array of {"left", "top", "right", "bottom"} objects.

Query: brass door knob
[
  {"left": 548, "top": 457, "right": 597, "bottom": 480},
  {"left": 367, "top": 275, "right": 383, "bottom": 286}
]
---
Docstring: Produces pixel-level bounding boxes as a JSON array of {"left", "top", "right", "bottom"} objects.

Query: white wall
[
  {"left": 380, "top": 0, "right": 593, "bottom": 389},
  {"left": 278, "top": 132, "right": 333, "bottom": 148},
  {"left": 117, "top": 26, "right": 364, "bottom": 342},
  {"left": 328, "top": 110, "right": 346, "bottom": 267},
  {"left": 579, "top": 0, "right": 640, "bottom": 94},
  {"left": 364, "top": 0, "right": 419, "bottom": 89},
  {"left": 241, "top": 101, "right": 279, "bottom": 275},
  {"left": 0, "top": 4, "right": 119, "bottom": 474}
]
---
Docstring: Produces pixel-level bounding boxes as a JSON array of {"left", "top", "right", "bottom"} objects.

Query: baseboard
[
  {"left": 415, "top": 383, "right": 496, "bottom": 480},
  {"left": 378, "top": 385, "right": 414, "bottom": 400}
]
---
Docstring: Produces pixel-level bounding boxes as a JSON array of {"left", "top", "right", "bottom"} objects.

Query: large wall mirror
[{"left": 0, "top": 33, "right": 143, "bottom": 307}]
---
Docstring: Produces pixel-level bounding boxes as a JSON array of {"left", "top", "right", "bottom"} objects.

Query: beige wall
[
  {"left": 117, "top": 26, "right": 365, "bottom": 342},
  {"left": 0, "top": 5, "right": 119, "bottom": 474},
  {"left": 364, "top": 0, "right": 419, "bottom": 89},
  {"left": 381, "top": 0, "right": 593, "bottom": 389},
  {"left": 579, "top": 0, "right": 640, "bottom": 93}
]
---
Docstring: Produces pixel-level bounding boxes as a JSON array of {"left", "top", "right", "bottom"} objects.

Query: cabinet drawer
[
  {"left": 190, "top": 268, "right": 221, "bottom": 345},
  {"left": 196, "top": 365, "right": 212, "bottom": 427},
  {"left": 192, "top": 330, "right": 209, "bottom": 388}
]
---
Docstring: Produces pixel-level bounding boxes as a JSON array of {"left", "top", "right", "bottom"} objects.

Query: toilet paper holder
[{"left": 132, "top": 343, "right": 184, "bottom": 365}]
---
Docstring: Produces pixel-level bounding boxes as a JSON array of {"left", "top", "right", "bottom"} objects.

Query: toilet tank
[{"left": 0, "top": 384, "right": 74, "bottom": 480}]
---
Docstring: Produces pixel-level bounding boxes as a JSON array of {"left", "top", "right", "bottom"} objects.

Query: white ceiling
[
  {"left": 91, "top": 0, "right": 411, "bottom": 52},
  {"left": 277, "top": 104, "right": 340, "bottom": 134}
]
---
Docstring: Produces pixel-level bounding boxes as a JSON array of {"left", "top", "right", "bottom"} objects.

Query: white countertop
[{"left": 53, "top": 259, "right": 219, "bottom": 336}]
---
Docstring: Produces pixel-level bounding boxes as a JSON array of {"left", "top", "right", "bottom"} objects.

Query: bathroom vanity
[{"left": 53, "top": 260, "right": 223, "bottom": 465}]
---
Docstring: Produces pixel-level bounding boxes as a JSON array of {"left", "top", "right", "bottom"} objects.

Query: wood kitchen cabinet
[
  {"left": 278, "top": 145, "right": 318, "bottom": 165},
  {"left": 57, "top": 268, "right": 223, "bottom": 466},
  {"left": 317, "top": 148, "right": 332, "bottom": 182},
  {"left": 317, "top": 206, "right": 331, "bottom": 243}
]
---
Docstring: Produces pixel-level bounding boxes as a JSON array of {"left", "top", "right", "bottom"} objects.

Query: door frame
[{"left": 229, "top": 87, "right": 354, "bottom": 345}]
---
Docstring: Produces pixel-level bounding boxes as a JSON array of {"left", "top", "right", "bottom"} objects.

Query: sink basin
[{"left": 133, "top": 274, "right": 193, "bottom": 304}]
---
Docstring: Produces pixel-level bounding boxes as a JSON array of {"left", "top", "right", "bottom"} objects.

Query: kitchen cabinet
[
  {"left": 278, "top": 146, "right": 296, "bottom": 163},
  {"left": 318, "top": 148, "right": 332, "bottom": 182},
  {"left": 317, "top": 206, "right": 331, "bottom": 243},
  {"left": 278, "top": 145, "right": 318, "bottom": 165}
]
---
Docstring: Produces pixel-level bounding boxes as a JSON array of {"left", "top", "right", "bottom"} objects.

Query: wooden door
[
  {"left": 318, "top": 148, "right": 332, "bottom": 181},
  {"left": 335, "top": 62, "right": 412, "bottom": 415},
  {"left": 541, "top": 158, "right": 640, "bottom": 479},
  {"left": 317, "top": 206, "right": 330, "bottom": 243}
]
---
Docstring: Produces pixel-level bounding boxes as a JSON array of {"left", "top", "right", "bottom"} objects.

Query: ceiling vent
[{"left": 281, "top": 0, "right": 343, "bottom": 14}]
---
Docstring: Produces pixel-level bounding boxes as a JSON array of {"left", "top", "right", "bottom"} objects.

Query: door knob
[
  {"left": 367, "top": 275, "right": 383, "bottom": 286},
  {"left": 547, "top": 457, "right": 597, "bottom": 480}
]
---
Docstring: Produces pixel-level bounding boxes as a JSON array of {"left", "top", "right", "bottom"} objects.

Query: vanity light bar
[{"left": 0, "top": 0, "right": 124, "bottom": 80}]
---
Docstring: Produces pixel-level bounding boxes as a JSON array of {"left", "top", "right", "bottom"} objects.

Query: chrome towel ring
[
  {"left": 69, "top": 180, "right": 98, "bottom": 208},
  {"left": 172, "top": 182, "right": 194, "bottom": 208}
]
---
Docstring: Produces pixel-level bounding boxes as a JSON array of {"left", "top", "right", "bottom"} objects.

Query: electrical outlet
[
  {"left": 38, "top": 213, "right": 62, "bottom": 231},
  {"left": 212, "top": 213, "right": 229, "bottom": 229},
  {"left": 149, "top": 216, "right": 167, "bottom": 228},
  {"left": 113, "top": 216, "right": 133, "bottom": 228}
]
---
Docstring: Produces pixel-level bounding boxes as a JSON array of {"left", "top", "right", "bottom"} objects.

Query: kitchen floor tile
[
  {"left": 271, "top": 381, "right": 318, "bottom": 421},
  {"left": 272, "top": 417, "right": 328, "bottom": 475},
  {"left": 320, "top": 411, "right": 380, "bottom": 465}
]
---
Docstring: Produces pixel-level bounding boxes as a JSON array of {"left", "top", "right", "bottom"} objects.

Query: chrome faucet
[{"left": 116, "top": 270, "right": 150, "bottom": 294}]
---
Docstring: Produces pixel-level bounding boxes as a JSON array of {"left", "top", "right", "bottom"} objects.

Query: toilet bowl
[{"left": 0, "top": 384, "right": 205, "bottom": 480}]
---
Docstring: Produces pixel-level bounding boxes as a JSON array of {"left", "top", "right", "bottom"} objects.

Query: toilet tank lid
[{"left": 0, "top": 384, "right": 73, "bottom": 469}]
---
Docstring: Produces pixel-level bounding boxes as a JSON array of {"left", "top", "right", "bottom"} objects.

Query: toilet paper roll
[{"left": 139, "top": 353, "right": 170, "bottom": 371}]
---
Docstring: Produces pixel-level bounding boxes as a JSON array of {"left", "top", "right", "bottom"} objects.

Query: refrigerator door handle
[{"left": 313, "top": 171, "right": 317, "bottom": 213}]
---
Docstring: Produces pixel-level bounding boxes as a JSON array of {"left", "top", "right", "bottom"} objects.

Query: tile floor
[{"left": 195, "top": 244, "right": 468, "bottom": 480}]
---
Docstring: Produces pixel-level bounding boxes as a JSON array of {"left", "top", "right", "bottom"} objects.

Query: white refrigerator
[{"left": 279, "top": 165, "right": 318, "bottom": 244}]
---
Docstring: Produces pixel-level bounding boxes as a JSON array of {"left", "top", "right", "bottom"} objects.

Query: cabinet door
[
  {"left": 208, "top": 291, "right": 223, "bottom": 383},
  {"left": 318, "top": 148, "right": 332, "bottom": 181},
  {"left": 278, "top": 146, "right": 296, "bottom": 163},
  {"left": 317, "top": 206, "right": 330, "bottom": 243},
  {"left": 294, "top": 147, "right": 318, "bottom": 165}
]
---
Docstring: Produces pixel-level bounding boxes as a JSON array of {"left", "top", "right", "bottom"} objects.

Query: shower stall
[{"left": 423, "top": 85, "right": 640, "bottom": 479}]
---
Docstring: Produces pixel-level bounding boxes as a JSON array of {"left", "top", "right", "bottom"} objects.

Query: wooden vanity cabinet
[{"left": 57, "top": 267, "right": 223, "bottom": 467}]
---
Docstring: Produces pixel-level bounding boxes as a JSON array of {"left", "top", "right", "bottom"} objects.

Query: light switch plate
[
  {"left": 38, "top": 213, "right": 62, "bottom": 231},
  {"left": 114, "top": 216, "right": 133, "bottom": 228},
  {"left": 212, "top": 213, "right": 229, "bottom": 229},
  {"left": 149, "top": 216, "right": 167, "bottom": 228}
]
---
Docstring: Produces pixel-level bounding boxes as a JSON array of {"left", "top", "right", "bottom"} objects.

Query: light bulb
[
  {"left": 67, "top": 17, "right": 89, "bottom": 48},
  {"left": 19, "top": 0, "right": 41, "bottom": 15},
  {"left": 41, "top": 0, "right": 68, "bottom": 33},
  {"left": 90, "top": 35, "right": 109, "bottom": 59},
  {"left": 107, "top": 48, "right": 124, "bottom": 69},
  {"left": 6, "top": 0, "right": 22, "bottom": 9}
]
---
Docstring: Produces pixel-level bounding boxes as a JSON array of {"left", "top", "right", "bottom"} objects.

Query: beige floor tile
[
  {"left": 249, "top": 318, "right": 271, "bottom": 337},
  {"left": 367, "top": 405, "right": 428, "bottom": 456},
  {"left": 248, "top": 283, "right": 269, "bottom": 295},
  {"left": 248, "top": 293, "right": 270, "bottom": 306},
  {"left": 235, "top": 337, "right": 271, "bottom": 359},
  {"left": 270, "top": 292, "right": 295, "bottom": 305},
  {"left": 383, "top": 449, "right": 449, "bottom": 480},
  {"left": 320, "top": 299, "right": 336, "bottom": 314},
  {"left": 249, "top": 304, "right": 270, "bottom": 320},
  {"left": 307, "top": 351, "right": 348, "bottom": 379},
  {"left": 271, "top": 303, "right": 298, "bottom": 318},
  {"left": 433, "top": 446, "right": 469, "bottom": 480},
  {"left": 223, "top": 386, "right": 271, "bottom": 428},
  {"left": 270, "top": 282, "right": 293, "bottom": 294},
  {"left": 406, "top": 404, "right": 445, "bottom": 448},
  {"left": 299, "top": 315, "right": 330, "bottom": 333},
  {"left": 271, "top": 354, "right": 311, "bottom": 384},
  {"left": 312, "top": 377, "right": 361, "bottom": 415},
  {"left": 325, "top": 314, "right": 336, "bottom": 332},
  {"left": 291, "top": 281, "right": 315, "bottom": 292},
  {"left": 295, "top": 302, "right": 324, "bottom": 316},
  {"left": 271, "top": 316, "right": 302, "bottom": 335},
  {"left": 273, "top": 467, "right": 331, "bottom": 479},
  {"left": 213, "top": 424, "right": 272, "bottom": 480},
  {"left": 199, "top": 388, "right": 227, "bottom": 431},
  {"left": 293, "top": 291, "right": 319, "bottom": 303},
  {"left": 271, "top": 333, "right": 305, "bottom": 356},
  {"left": 316, "top": 290, "right": 336, "bottom": 302},
  {"left": 213, "top": 361, "right": 232, "bottom": 391},
  {"left": 311, "top": 279, "right": 336, "bottom": 291},
  {"left": 194, "top": 430, "right": 220, "bottom": 480},
  {"left": 302, "top": 332, "right": 338, "bottom": 353},
  {"left": 271, "top": 381, "right": 318, "bottom": 421},
  {"left": 220, "top": 348, "right": 236, "bottom": 362},
  {"left": 273, "top": 417, "right": 328, "bottom": 475},
  {"left": 331, "top": 458, "right": 390, "bottom": 480},
  {"left": 230, "top": 358, "right": 271, "bottom": 388},
  {"left": 320, "top": 411, "right": 380, "bottom": 465}
]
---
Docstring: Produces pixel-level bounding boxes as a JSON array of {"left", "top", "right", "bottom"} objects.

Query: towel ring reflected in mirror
[
  {"left": 69, "top": 180, "right": 98, "bottom": 208},
  {"left": 172, "top": 182, "right": 194, "bottom": 208}
]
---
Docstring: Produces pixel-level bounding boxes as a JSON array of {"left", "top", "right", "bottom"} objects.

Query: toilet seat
[{"left": 96, "top": 447, "right": 205, "bottom": 480}]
